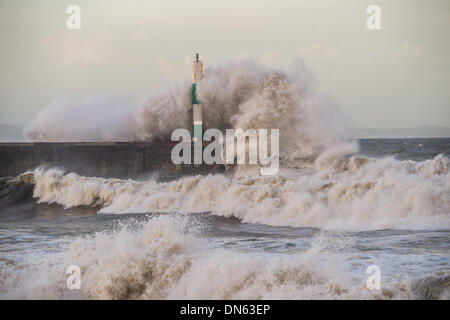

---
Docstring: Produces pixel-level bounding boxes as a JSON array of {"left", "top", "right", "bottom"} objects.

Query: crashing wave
[
  {"left": 2, "top": 215, "right": 446, "bottom": 299},
  {"left": 25, "top": 154, "right": 450, "bottom": 230}
]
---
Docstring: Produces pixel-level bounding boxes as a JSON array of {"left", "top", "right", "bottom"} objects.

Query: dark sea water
[
  {"left": 358, "top": 138, "right": 450, "bottom": 161},
  {"left": 0, "top": 138, "right": 449, "bottom": 299}
]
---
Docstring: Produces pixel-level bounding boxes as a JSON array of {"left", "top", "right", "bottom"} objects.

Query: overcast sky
[{"left": 0, "top": 0, "right": 449, "bottom": 128}]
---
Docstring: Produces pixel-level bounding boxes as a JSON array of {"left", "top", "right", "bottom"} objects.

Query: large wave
[
  {"left": 12, "top": 59, "right": 450, "bottom": 300},
  {"left": 2, "top": 215, "right": 446, "bottom": 299},
  {"left": 26, "top": 153, "right": 450, "bottom": 231},
  {"left": 23, "top": 59, "right": 356, "bottom": 160}
]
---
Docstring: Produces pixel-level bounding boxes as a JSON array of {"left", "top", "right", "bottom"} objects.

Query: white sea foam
[
  {"left": 30, "top": 154, "right": 450, "bottom": 231},
  {"left": 1, "top": 215, "right": 431, "bottom": 300}
]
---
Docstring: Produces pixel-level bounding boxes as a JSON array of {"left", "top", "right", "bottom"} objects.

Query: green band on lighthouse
[{"left": 192, "top": 83, "right": 200, "bottom": 104}]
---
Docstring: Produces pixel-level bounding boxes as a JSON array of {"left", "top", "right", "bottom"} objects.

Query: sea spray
[
  {"left": 0, "top": 215, "right": 425, "bottom": 299},
  {"left": 23, "top": 97, "right": 137, "bottom": 142},
  {"left": 23, "top": 60, "right": 356, "bottom": 160}
]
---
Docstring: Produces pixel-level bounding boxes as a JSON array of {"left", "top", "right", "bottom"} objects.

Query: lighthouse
[{"left": 192, "top": 53, "right": 204, "bottom": 142}]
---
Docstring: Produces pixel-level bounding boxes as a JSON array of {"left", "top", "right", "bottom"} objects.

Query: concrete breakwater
[{"left": 0, "top": 141, "right": 226, "bottom": 179}]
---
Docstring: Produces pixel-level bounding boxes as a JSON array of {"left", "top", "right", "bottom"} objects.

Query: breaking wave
[
  {"left": 12, "top": 58, "right": 450, "bottom": 301},
  {"left": 26, "top": 153, "right": 450, "bottom": 231},
  {"left": 23, "top": 59, "right": 356, "bottom": 160},
  {"left": 2, "top": 215, "right": 446, "bottom": 299}
]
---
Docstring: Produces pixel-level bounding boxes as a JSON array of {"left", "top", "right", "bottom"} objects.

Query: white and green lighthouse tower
[{"left": 192, "top": 53, "right": 204, "bottom": 142}]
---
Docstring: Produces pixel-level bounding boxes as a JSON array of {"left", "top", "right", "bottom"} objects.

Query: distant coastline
[
  {"left": 1, "top": 124, "right": 449, "bottom": 141},
  {"left": 350, "top": 125, "right": 450, "bottom": 139},
  {"left": 0, "top": 125, "right": 26, "bottom": 142}
]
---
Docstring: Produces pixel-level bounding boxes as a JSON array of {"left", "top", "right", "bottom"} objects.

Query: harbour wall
[{"left": 0, "top": 141, "right": 226, "bottom": 179}]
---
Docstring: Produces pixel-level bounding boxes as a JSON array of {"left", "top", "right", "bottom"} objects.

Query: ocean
[{"left": 0, "top": 138, "right": 448, "bottom": 299}]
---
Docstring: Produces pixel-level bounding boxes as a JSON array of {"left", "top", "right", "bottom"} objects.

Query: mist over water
[{"left": 23, "top": 97, "right": 137, "bottom": 142}]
